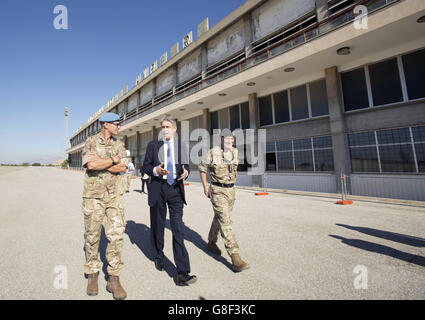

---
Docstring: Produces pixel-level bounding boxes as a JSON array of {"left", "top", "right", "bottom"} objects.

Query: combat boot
[
  {"left": 106, "top": 276, "right": 127, "bottom": 300},
  {"left": 207, "top": 241, "right": 222, "bottom": 255},
  {"left": 86, "top": 272, "right": 99, "bottom": 296},
  {"left": 231, "top": 254, "right": 250, "bottom": 272}
]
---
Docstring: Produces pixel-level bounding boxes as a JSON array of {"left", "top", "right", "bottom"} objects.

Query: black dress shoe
[
  {"left": 154, "top": 258, "right": 164, "bottom": 271},
  {"left": 176, "top": 272, "right": 197, "bottom": 286}
]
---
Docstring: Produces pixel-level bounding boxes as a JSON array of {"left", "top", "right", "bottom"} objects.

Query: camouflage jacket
[
  {"left": 82, "top": 132, "right": 129, "bottom": 199},
  {"left": 198, "top": 146, "right": 238, "bottom": 184}
]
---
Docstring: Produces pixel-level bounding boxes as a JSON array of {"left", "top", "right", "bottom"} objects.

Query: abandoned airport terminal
[{"left": 66, "top": 0, "right": 425, "bottom": 201}]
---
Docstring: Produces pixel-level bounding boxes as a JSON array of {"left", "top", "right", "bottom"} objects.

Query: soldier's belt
[{"left": 211, "top": 181, "right": 235, "bottom": 188}]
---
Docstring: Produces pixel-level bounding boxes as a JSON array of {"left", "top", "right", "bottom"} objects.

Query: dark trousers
[
  {"left": 141, "top": 179, "right": 149, "bottom": 193},
  {"left": 149, "top": 181, "right": 190, "bottom": 274}
]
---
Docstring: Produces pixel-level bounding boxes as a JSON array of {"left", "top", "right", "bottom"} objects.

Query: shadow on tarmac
[
  {"left": 330, "top": 224, "right": 425, "bottom": 267},
  {"left": 99, "top": 227, "right": 109, "bottom": 281},
  {"left": 336, "top": 224, "right": 425, "bottom": 247},
  {"left": 164, "top": 219, "right": 234, "bottom": 271},
  {"left": 82, "top": 217, "right": 234, "bottom": 282},
  {"left": 125, "top": 219, "right": 233, "bottom": 275},
  {"left": 124, "top": 220, "right": 176, "bottom": 281}
]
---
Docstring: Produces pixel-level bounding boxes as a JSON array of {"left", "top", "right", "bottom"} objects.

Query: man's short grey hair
[{"left": 160, "top": 116, "right": 177, "bottom": 128}]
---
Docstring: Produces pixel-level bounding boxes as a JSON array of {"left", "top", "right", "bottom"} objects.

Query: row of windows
[
  {"left": 264, "top": 126, "right": 425, "bottom": 174},
  {"left": 71, "top": 124, "right": 425, "bottom": 175},
  {"left": 348, "top": 126, "right": 425, "bottom": 173},
  {"left": 71, "top": 122, "right": 100, "bottom": 147},
  {"left": 341, "top": 48, "right": 425, "bottom": 111},
  {"left": 259, "top": 79, "right": 329, "bottom": 127},
  {"left": 72, "top": 119, "right": 154, "bottom": 149},
  {"left": 210, "top": 102, "right": 250, "bottom": 133},
  {"left": 265, "top": 136, "right": 334, "bottom": 172}
]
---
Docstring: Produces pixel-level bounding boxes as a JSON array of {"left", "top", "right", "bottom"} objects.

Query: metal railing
[{"left": 83, "top": 0, "right": 400, "bottom": 132}]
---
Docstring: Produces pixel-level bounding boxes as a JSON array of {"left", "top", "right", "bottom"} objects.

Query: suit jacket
[{"left": 143, "top": 138, "right": 190, "bottom": 206}]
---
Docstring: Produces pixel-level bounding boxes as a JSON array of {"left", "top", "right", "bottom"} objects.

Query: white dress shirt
[
  {"left": 153, "top": 137, "right": 176, "bottom": 180},
  {"left": 126, "top": 162, "right": 135, "bottom": 174}
]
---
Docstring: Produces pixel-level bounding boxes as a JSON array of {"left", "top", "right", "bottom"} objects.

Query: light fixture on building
[
  {"left": 144, "top": 123, "right": 148, "bottom": 125},
  {"left": 197, "top": 101, "right": 204, "bottom": 105},
  {"left": 129, "top": 129, "right": 132, "bottom": 132},
  {"left": 179, "top": 108, "right": 186, "bottom": 111},
  {"left": 218, "top": 93, "right": 227, "bottom": 96},
  {"left": 337, "top": 47, "right": 351, "bottom": 55},
  {"left": 284, "top": 67, "right": 295, "bottom": 73},
  {"left": 417, "top": 15, "right": 425, "bottom": 23},
  {"left": 154, "top": 118, "right": 159, "bottom": 121},
  {"left": 246, "top": 82, "right": 256, "bottom": 86}
]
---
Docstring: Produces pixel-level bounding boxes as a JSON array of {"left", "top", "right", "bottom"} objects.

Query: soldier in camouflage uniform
[
  {"left": 81, "top": 112, "right": 129, "bottom": 300},
  {"left": 199, "top": 129, "right": 250, "bottom": 272}
]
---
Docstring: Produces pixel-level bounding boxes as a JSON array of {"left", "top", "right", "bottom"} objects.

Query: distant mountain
[
  {"left": 27, "top": 155, "right": 66, "bottom": 165},
  {"left": 51, "top": 159, "right": 66, "bottom": 166}
]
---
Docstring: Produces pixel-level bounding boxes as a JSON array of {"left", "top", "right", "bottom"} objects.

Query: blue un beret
[{"left": 99, "top": 112, "right": 120, "bottom": 123}]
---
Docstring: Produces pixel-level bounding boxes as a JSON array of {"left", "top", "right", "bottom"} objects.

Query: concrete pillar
[
  {"left": 248, "top": 93, "right": 259, "bottom": 129},
  {"left": 201, "top": 108, "right": 210, "bottom": 133},
  {"left": 315, "top": 0, "right": 329, "bottom": 22},
  {"left": 176, "top": 120, "right": 182, "bottom": 139},
  {"left": 325, "top": 66, "right": 352, "bottom": 193},
  {"left": 248, "top": 93, "right": 261, "bottom": 187},
  {"left": 136, "top": 131, "right": 141, "bottom": 174},
  {"left": 151, "top": 126, "right": 157, "bottom": 141},
  {"left": 201, "top": 108, "right": 211, "bottom": 150}
]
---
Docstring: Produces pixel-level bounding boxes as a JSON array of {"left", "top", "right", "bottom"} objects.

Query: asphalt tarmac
[{"left": 0, "top": 167, "right": 424, "bottom": 300}]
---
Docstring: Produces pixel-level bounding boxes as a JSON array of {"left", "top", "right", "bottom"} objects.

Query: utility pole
[{"left": 64, "top": 107, "right": 69, "bottom": 160}]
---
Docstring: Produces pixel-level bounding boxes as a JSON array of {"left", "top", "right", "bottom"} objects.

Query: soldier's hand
[
  {"left": 203, "top": 187, "right": 210, "bottom": 198},
  {"left": 177, "top": 165, "right": 188, "bottom": 181},
  {"left": 112, "top": 155, "right": 121, "bottom": 164},
  {"left": 156, "top": 163, "right": 170, "bottom": 176}
]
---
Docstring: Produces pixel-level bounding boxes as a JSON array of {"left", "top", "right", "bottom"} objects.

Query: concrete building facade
[{"left": 67, "top": 0, "right": 425, "bottom": 201}]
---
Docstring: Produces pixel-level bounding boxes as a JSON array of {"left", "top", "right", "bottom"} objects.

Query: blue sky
[{"left": 0, "top": 0, "right": 246, "bottom": 164}]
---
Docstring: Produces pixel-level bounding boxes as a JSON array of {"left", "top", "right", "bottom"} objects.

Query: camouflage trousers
[
  {"left": 208, "top": 185, "right": 239, "bottom": 256},
  {"left": 82, "top": 193, "right": 125, "bottom": 276},
  {"left": 124, "top": 174, "right": 131, "bottom": 192}
]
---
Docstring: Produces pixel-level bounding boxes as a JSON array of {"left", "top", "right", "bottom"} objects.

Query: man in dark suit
[{"left": 143, "top": 116, "right": 197, "bottom": 286}]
